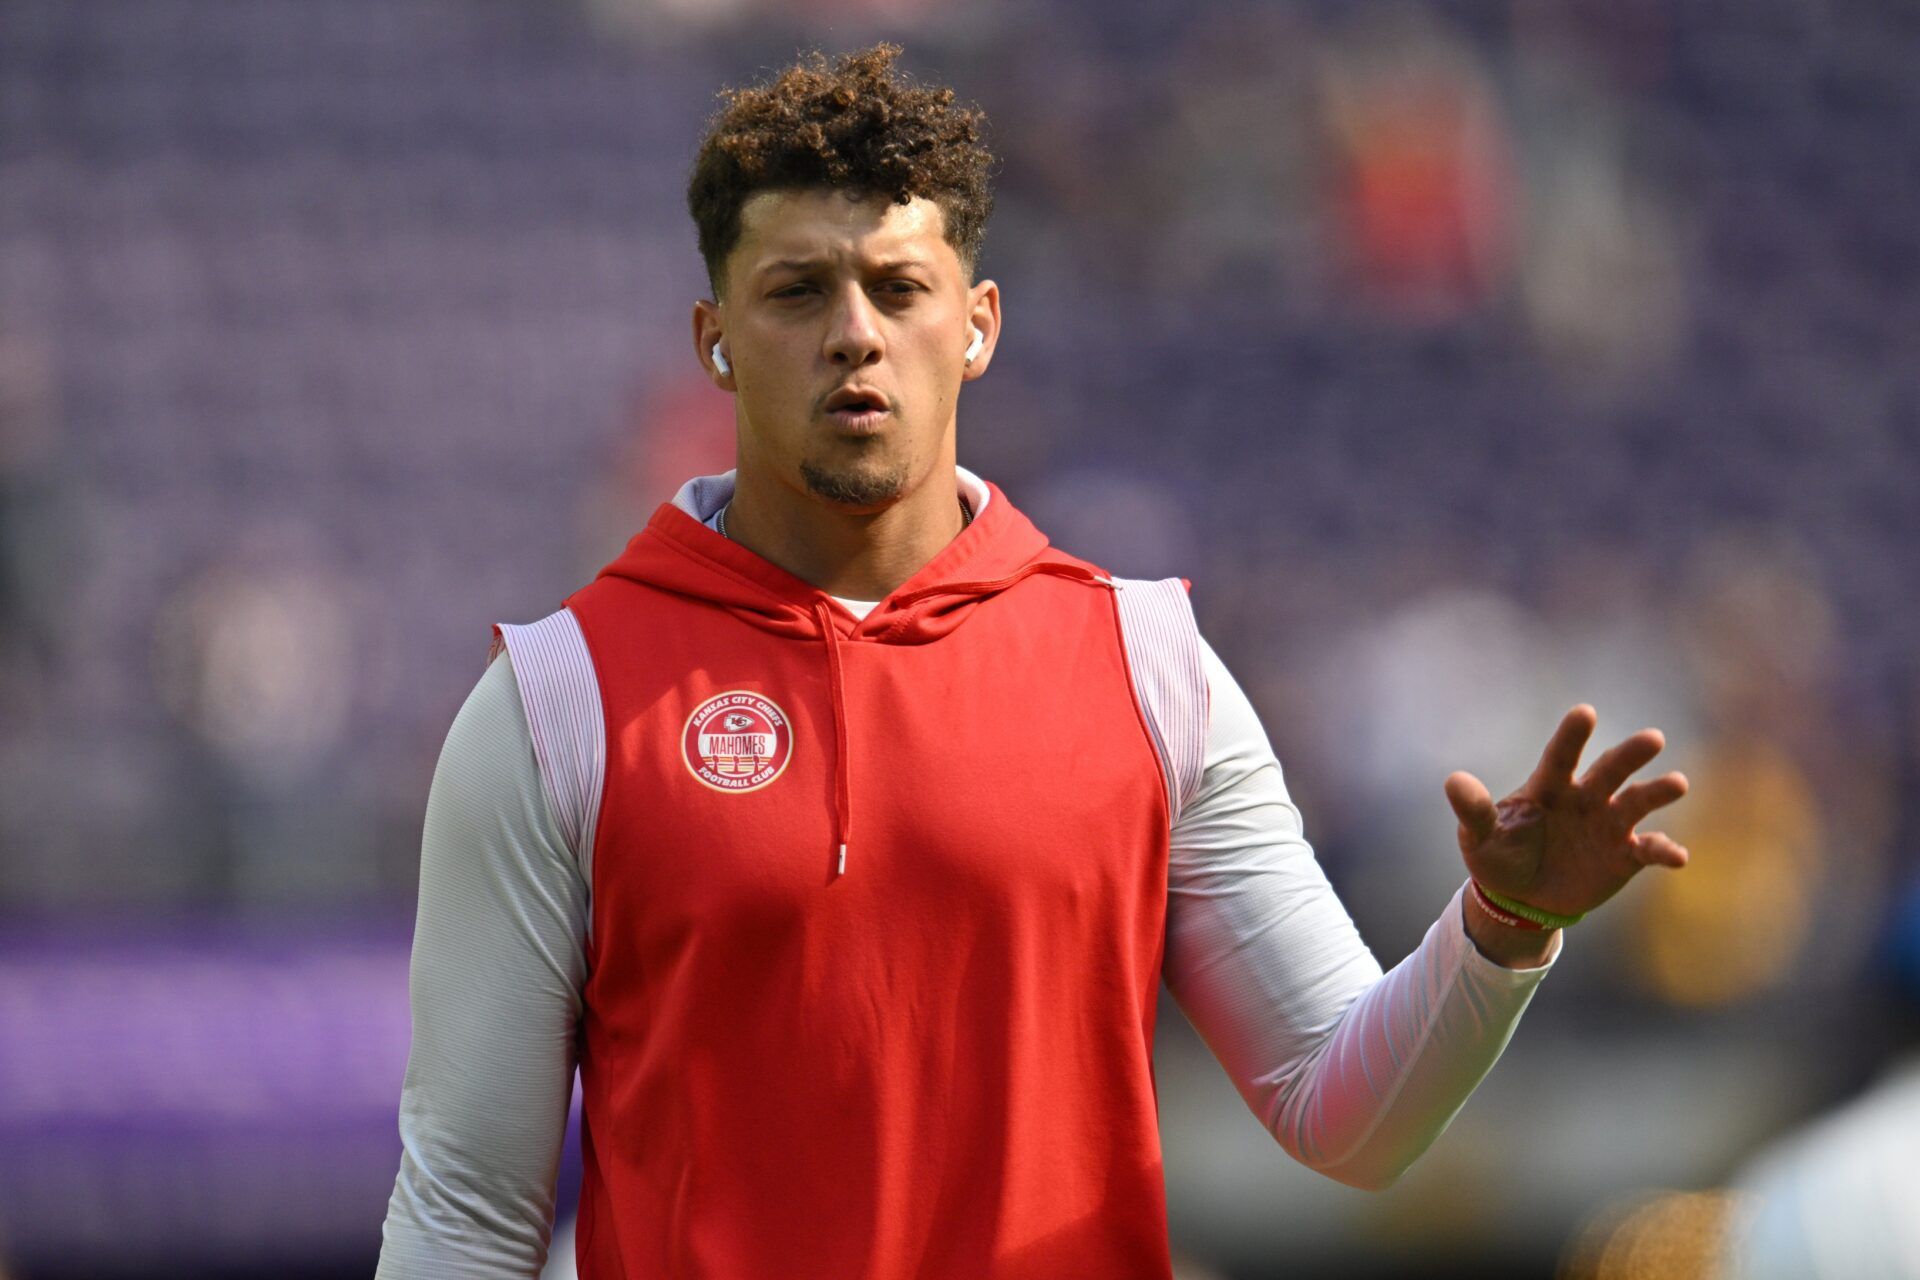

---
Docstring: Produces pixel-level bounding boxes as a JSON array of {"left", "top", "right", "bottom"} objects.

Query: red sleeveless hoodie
[{"left": 559, "top": 479, "right": 1182, "bottom": 1278}]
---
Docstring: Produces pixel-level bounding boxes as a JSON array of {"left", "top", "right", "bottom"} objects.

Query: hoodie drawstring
[
  {"left": 811, "top": 600, "right": 853, "bottom": 877},
  {"left": 804, "top": 564, "right": 1112, "bottom": 880}
]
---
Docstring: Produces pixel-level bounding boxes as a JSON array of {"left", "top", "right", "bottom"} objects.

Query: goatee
[{"left": 800, "top": 458, "right": 910, "bottom": 508}]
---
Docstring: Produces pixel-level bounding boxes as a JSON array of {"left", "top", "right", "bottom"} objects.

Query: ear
[
  {"left": 693, "top": 298, "right": 731, "bottom": 389},
  {"left": 960, "top": 280, "right": 1001, "bottom": 382}
]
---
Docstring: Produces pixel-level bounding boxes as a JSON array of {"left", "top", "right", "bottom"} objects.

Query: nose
[{"left": 823, "top": 284, "right": 883, "bottom": 368}]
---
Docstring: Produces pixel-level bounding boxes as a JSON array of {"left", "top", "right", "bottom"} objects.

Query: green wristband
[{"left": 1474, "top": 882, "right": 1586, "bottom": 930}]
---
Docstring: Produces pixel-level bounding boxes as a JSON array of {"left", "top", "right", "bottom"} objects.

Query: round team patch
[{"left": 682, "top": 690, "right": 793, "bottom": 793}]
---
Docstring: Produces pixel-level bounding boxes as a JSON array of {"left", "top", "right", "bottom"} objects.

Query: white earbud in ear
[
  {"left": 964, "top": 326, "right": 984, "bottom": 365},
  {"left": 711, "top": 341, "right": 730, "bottom": 376}
]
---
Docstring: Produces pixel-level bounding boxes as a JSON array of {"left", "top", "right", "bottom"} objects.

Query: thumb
[{"left": 1445, "top": 771, "right": 1499, "bottom": 844}]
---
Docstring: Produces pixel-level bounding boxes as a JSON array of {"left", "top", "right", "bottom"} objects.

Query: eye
[{"left": 772, "top": 283, "right": 814, "bottom": 298}]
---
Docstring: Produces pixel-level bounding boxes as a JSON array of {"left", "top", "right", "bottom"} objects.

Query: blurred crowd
[{"left": 0, "top": 0, "right": 1915, "bottom": 1276}]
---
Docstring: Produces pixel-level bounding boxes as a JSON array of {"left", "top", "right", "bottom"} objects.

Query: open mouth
[{"left": 825, "top": 389, "right": 891, "bottom": 430}]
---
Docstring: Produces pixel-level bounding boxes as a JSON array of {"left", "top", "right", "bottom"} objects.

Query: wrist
[
  {"left": 1471, "top": 878, "right": 1587, "bottom": 930},
  {"left": 1462, "top": 884, "right": 1560, "bottom": 969}
]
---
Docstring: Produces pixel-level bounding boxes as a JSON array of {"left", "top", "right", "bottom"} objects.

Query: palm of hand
[{"left": 1445, "top": 705, "right": 1690, "bottom": 919}]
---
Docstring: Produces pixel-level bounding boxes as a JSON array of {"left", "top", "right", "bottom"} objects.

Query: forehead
[{"left": 732, "top": 189, "right": 955, "bottom": 281}]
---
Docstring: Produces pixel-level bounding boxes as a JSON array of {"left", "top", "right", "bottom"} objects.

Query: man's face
[{"left": 695, "top": 188, "right": 997, "bottom": 512}]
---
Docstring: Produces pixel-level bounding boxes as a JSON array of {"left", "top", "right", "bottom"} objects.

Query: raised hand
[{"left": 1444, "top": 705, "right": 1689, "bottom": 922}]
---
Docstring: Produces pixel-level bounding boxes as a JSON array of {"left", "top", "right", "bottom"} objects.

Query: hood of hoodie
[
  {"left": 592, "top": 465, "right": 1112, "bottom": 644},
  {"left": 589, "top": 466, "right": 1115, "bottom": 879}
]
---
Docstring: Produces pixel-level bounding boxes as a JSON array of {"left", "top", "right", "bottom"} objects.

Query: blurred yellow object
[
  {"left": 1631, "top": 741, "right": 1818, "bottom": 1006},
  {"left": 1560, "top": 1188, "right": 1754, "bottom": 1280}
]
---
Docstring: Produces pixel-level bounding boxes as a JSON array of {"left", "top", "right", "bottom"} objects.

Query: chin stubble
[{"left": 799, "top": 457, "right": 911, "bottom": 507}]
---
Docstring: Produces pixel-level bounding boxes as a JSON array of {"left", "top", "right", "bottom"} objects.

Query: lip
[
  {"left": 826, "top": 405, "right": 891, "bottom": 434},
  {"left": 823, "top": 385, "right": 891, "bottom": 414}
]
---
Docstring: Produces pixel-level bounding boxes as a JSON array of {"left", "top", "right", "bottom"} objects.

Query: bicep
[
  {"left": 377, "top": 653, "right": 589, "bottom": 1277},
  {"left": 1161, "top": 635, "right": 1383, "bottom": 1126}
]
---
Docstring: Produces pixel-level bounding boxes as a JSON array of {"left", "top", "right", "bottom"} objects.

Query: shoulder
[
  {"left": 486, "top": 607, "right": 607, "bottom": 890},
  {"left": 1106, "top": 575, "right": 1210, "bottom": 826}
]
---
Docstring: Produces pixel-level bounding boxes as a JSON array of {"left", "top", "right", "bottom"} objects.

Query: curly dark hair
[{"left": 686, "top": 43, "right": 996, "bottom": 300}]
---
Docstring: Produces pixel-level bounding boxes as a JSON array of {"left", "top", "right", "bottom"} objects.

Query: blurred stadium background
[{"left": 1, "top": 0, "right": 1917, "bottom": 1277}]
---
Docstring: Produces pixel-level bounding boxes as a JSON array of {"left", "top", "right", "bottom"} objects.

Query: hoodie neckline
[
  {"left": 639, "top": 464, "right": 1082, "bottom": 644},
  {"left": 675, "top": 464, "right": 993, "bottom": 529},
  {"left": 692, "top": 468, "right": 986, "bottom": 623}
]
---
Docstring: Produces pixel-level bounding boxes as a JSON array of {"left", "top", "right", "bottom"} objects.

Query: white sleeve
[
  {"left": 376, "top": 650, "right": 589, "bottom": 1278},
  {"left": 1162, "top": 634, "right": 1559, "bottom": 1191}
]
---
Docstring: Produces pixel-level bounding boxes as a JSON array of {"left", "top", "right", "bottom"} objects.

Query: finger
[
  {"left": 1631, "top": 830, "right": 1690, "bottom": 869},
  {"left": 1444, "top": 771, "right": 1499, "bottom": 843},
  {"left": 1528, "top": 704, "right": 1597, "bottom": 793},
  {"left": 1613, "top": 771, "right": 1689, "bottom": 828},
  {"left": 1579, "top": 728, "right": 1666, "bottom": 798}
]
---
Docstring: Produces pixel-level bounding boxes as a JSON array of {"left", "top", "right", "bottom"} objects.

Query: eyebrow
[{"left": 757, "top": 257, "right": 932, "bottom": 277}]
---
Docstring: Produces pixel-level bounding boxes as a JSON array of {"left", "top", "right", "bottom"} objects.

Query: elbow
[
  {"left": 1269, "top": 1092, "right": 1418, "bottom": 1192},
  {"left": 1275, "top": 1117, "right": 1418, "bottom": 1192},
  {"left": 1314, "top": 1157, "right": 1408, "bottom": 1193}
]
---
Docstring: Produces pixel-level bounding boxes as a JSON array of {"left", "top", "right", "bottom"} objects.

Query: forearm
[{"left": 1269, "top": 881, "right": 1554, "bottom": 1190}]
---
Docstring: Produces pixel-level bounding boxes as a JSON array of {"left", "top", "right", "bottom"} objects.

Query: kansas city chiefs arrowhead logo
[{"left": 682, "top": 691, "right": 792, "bottom": 793}]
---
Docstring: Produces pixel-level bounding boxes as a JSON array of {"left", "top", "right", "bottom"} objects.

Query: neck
[{"left": 723, "top": 456, "right": 970, "bottom": 600}]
